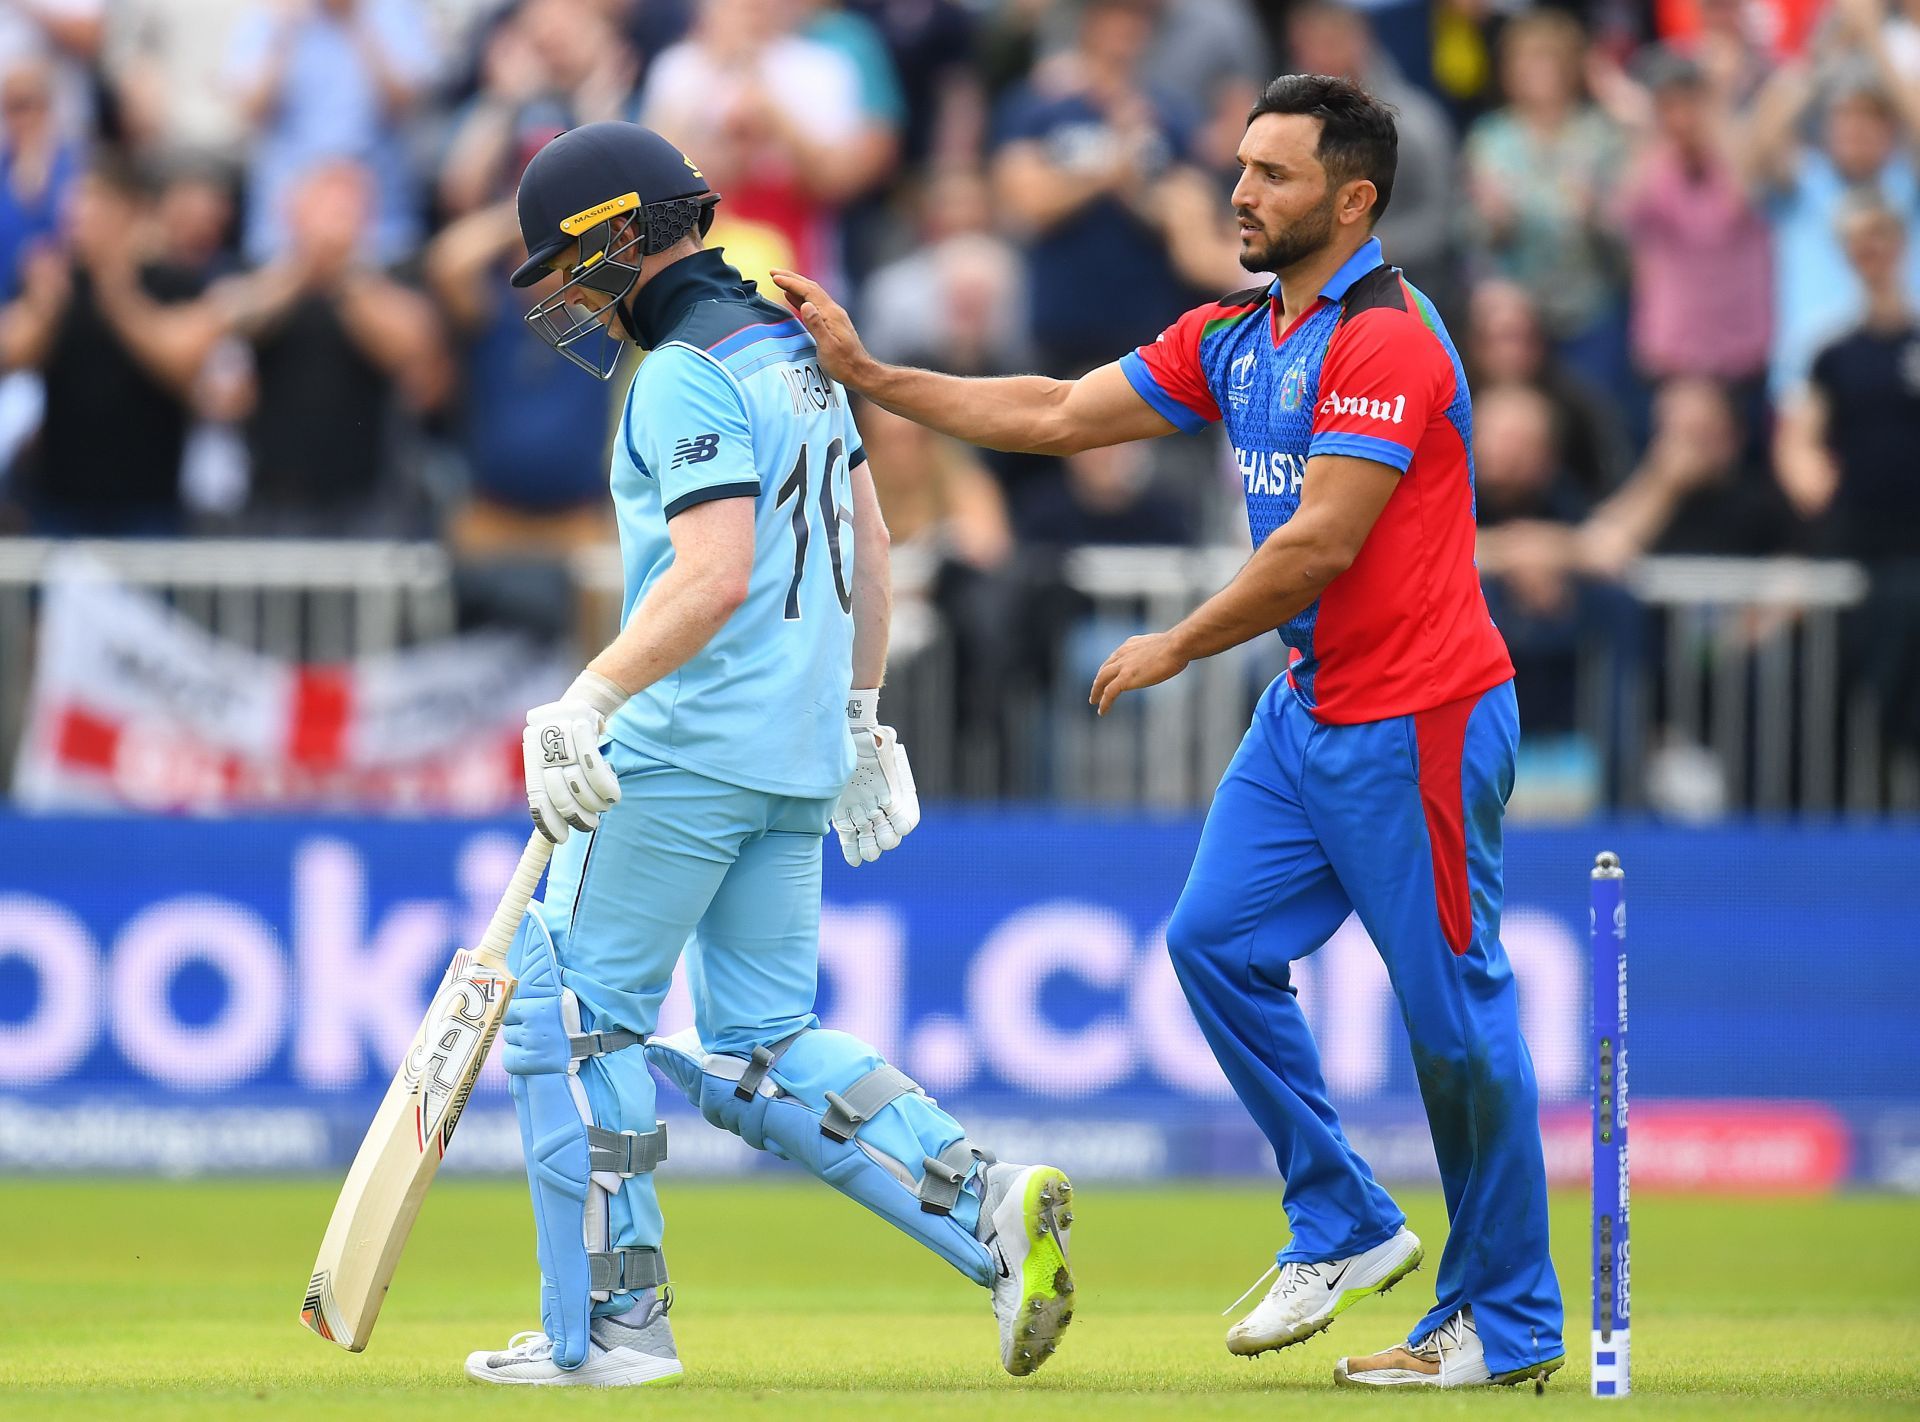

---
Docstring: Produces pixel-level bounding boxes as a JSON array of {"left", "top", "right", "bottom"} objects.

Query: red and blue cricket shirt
[{"left": 1119, "top": 237, "right": 1513, "bottom": 724}]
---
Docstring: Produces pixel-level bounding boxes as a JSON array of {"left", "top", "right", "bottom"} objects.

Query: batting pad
[
  {"left": 502, "top": 905, "right": 665, "bottom": 1370},
  {"left": 647, "top": 1027, "right": 994, "bottom": 1284}
]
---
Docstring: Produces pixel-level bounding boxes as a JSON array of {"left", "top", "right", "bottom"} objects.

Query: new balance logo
[
  {"left": 1318, "top": 389, "right": 1406, "bottom": 424},
  {"left": 672, "top": 433, "right": 720, "bottom": 467}
]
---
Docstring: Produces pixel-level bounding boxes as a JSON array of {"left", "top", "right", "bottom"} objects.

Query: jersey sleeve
[
  {"left": 629, "top": 345, "right": 761, "bottom": 517},
  {"left": 1119, "top": 304, "right": 1223, "bottom": 434},
  {"left": 1309, "top": 308, "right": 1455, "bottom": 473}
]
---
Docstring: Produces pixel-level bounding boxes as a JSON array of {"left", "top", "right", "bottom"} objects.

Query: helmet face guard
[
  {"left": 524, "top": 203, "right": 647, "bottom": 380},
  {"left": 524, "top": 191, "right": 718, "bottom": 380}
]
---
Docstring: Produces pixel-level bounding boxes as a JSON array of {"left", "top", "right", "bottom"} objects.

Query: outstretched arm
[
  {"left": 772, "top": 269, "right": 1177, "bottom": 455},
  {"left": 1090, "top": 455, "right": 1400, "bottom": 713}
]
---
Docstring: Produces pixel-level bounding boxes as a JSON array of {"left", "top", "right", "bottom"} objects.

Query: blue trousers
[{"left": 1165, "top": 677, "right": 1563, "bottom": 1371}]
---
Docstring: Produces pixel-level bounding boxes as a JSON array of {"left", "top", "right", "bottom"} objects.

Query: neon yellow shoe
[
  {"left": 979, "top": 1163, "right": 1075, "bottom": 1376},
  {"left": 1225, "top": 1227, "right": 1423, "bottom": 1356}
]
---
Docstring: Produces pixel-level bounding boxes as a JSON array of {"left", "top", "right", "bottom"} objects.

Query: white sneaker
[
  {"left": 1224, "top": 1226, "right": 1423, "bottom": 1356},
  {"left": 977, "top": 1162, "right": 1076, "bottom": 1377},
  {"left": 1334, "top": 1306, "right": 1566, "bottom": 1388},
  {"left": 465, "top": 1297, "right": 685, "bottom": 1387}
]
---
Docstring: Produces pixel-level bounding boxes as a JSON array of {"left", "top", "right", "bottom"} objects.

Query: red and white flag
[{"left": 15, "top": 558, "right": 568, "bottom": 814}]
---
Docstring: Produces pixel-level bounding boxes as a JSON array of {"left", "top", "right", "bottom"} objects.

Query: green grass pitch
[{"left": 3, "top": 1177, "right": 1917, "bottom": 1419}]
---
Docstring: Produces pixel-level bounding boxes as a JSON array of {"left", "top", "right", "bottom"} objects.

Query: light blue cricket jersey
[{"left": 606, "top": 250, "right": 864, "bottom": 800}]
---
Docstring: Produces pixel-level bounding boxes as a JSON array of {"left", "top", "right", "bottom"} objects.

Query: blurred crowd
[{"left": 0, "top": 0, "right": 1917, "bottom": 764}]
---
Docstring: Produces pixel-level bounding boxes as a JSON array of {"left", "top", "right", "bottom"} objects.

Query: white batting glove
[
  {"left": 833, "top": 689, "right": 921, "bottom": 866},
  {"left": 524, "top": 670, "right": 628, "bottom": 844}
]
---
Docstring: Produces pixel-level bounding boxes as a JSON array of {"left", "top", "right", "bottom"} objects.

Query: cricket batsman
[
  {"left": 466, "top": 121, "right": 1075, "bottom": 1386},
  {"left": 773, "top": 75, "right": 1565, "bottom": 1388}
]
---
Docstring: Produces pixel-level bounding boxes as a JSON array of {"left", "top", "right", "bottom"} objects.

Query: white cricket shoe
[
  {"left": 465, "top": 1297, "right": 684, "bottom": 1387},
  {"left": 1334, "top": 1305, "right": 1566, "bottom": 1388},
  {"left": 1224, "top": 1226, "right": 1423, "bottom": 1356},
  {"left": 977, "top": 1162, "right": 1076, "bottom": 1376}
]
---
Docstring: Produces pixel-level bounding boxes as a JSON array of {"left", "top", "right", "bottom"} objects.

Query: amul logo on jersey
[{"left": 1319, "top": 388, "right": 1406, "bottom": 425}]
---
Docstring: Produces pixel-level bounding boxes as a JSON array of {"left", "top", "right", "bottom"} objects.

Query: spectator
[
  {"left": 794, "top": 0, "right": 905, "bottom": 166},
  {"left": 424, "top": 199, "right": 612, "bottom": 556},
  {"left": 1472, "top": 382, "right": 1593, "bottom": 735},
  {"left": 1465, "top": 279, "right": 1627, "bottom": 498},
  {"left": 1583, "top": 378, "right": 1795, "bottom": 573},
  {"left": 991, "top": 0, "right": 1205, "bottom": 376},
  {"left": 1775, "top": 195, "right": 1920, "bottom": 559},
  {"left": 213, "top": 161, "right": 448, "bottom": 534},
  {"left": 843, "top": 0, "right": 981, "bottom": 167},
  {"left": 1745, "top": 12, "right": 1920, "bottom": 396},
  {"left": 1284, "top": 0, "right": 1457, "bottom": 300},
  {"left": 0, "top": 58, "right": 78, "bottom": 300},
  {"left": 614, "top": 0, "right": 695, "bottom": 79},
  {"left": 103, "top": 0, "right": 255, "bottom": 165},
  {"left": 857, "top": 395, "right": 1012, "bottom": 577},
  {"left": 0, "top": 0, "right": 102, "bottom": 143},
  {"left": 1461, "top": 10, "right": 1629, "bottom": 393},
  {"left": 639, "top": 0, "right": 888, "bottom": 287},
  {"left": 438, "top": 0, "right": 638, "bottom": 219},
  {"left": 1021, "top": 440, "right": 1193, "bottom": 549},
  {"left": 226, "top": 0, "right": 438, "bottom": 267},
  {"left": 149, "top": 158, "right": 249, "bottom": 522},
  {"left": 1618, "top": 51, "right": 1772, "bottom": 392},
  {"left": 1134, "top": 0, "right": 1272, "bottom": 102},
  {"left": 1890, "top": 0, "right": 1920, "bottom": 82},
  {"left": 1670, "top": 0, "right": 1775, "bottom": 109},
  {"left": 1775, "top": 194, "right": 1920, "bottom": 758},
  {"left": 0, "top": 155, "right": 221, "bottom": 534},
  {"left": 790, "top": 0, "right": 904, "bottom": 278},
  {"left": 859, "top": 167, "right": 1030, "bottom": 375}
]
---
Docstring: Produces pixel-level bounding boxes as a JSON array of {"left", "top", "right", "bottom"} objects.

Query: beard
[{"left": 1238, "top": 190, "right": 1338, "bottom": 276}]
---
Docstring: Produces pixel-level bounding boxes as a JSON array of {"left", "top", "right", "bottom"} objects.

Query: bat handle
[{"left": 474, "top": 831, "right": 555, "bottom": 967}]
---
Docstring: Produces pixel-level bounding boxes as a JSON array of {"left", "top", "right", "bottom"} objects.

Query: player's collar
[
  {"left": 628, "top": 247, "right": 753, "bottom": 349},
  {"left": 1317, "top": 236, "right": 1386, "bottom": 303}
]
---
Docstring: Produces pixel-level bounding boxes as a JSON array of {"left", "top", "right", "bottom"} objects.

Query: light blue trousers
[{"left": 540, "top": 743, "right": 981, "bottom": 1305}]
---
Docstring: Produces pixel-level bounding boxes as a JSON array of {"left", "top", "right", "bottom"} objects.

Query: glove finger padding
[
  {"left": 528, "top": 795, "right": 570, "bottom": 843},
  {"left": 875, "top": 727, "right": 920, "bottom": 839},
  {"left": 836, "top": 820, "right": 862, "bottom": 868},
  {"left": 581, "top": 747, "right": 620, "bottom": 809}
]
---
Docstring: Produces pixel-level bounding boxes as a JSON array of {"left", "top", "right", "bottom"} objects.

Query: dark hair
[
  {"left": 1247, "top": 74, "right": 1398, "bottom": 223},
  {"left": 85, "top": 148, "right": 149, "bottom": 201}
]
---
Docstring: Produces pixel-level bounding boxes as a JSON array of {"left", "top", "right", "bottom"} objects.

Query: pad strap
[
  {"left": 586, "top": 1122, "right": 668, "bottom": 1177},
  {"left": 570, "top": 1027, "right": 645, "bottom": 1060},
  {"left": 735, "top": 1028, "right": 808, "bottom": 1101},
  {"left": 820, "top": 1064, "right": 922, "bottom": 1143},
  {"left": 919, "top": 1138, "right": 992, "bottom": 1215},
  {"left": 588, "top": 1247, "right": 668, "bottom": 1293}
]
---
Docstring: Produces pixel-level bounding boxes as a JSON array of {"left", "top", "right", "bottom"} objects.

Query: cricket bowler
[
  {"left": 466, "top": 121, "right": 1075, "bottom": 1385},
  {"left": 774, "top": 75, "right": 1565, "bottom": 1388}
]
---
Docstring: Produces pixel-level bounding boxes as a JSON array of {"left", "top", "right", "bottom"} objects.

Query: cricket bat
[{"left": 299, "top": 830, "right": 553, "bottom": 1351}]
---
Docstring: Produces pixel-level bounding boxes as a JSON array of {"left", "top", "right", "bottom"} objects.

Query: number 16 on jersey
[{"left": 775, "top": 436, "right": 853, "bottom": 620}]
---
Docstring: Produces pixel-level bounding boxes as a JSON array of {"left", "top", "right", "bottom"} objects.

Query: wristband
[
  {"left": 567, "top": 669, "right": 631, "bottom": 721},
  {"left": 846, "top": 688, "right": 880, "bottom": 732}
]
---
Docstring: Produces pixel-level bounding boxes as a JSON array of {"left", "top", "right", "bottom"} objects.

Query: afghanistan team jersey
[{"left": 1120, "top": 237, "right": 1514, "bottom": 725}]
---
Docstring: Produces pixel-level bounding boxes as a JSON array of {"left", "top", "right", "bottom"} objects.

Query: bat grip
[{"left": 474, "top": 831, "right": 555, "bottom": 967}]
